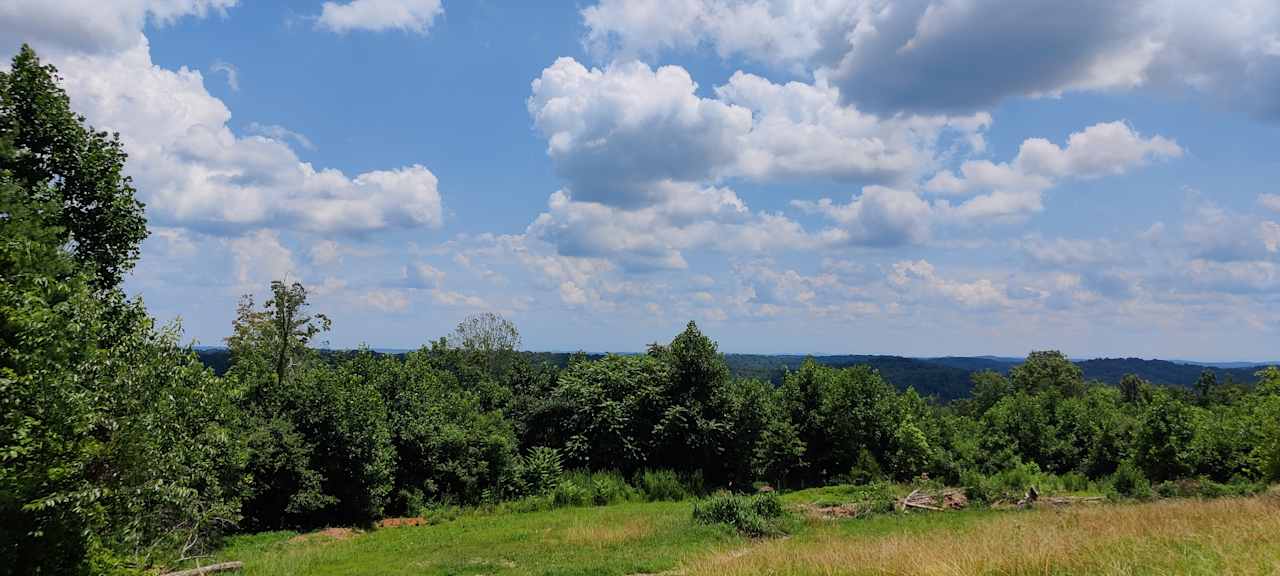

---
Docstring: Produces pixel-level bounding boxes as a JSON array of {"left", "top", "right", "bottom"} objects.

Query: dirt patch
[
  {"left": 377, "top": 516, "right": 428, "bottom": 528},
  {"left": 289, "top": 527, "right": 359, "bottom": 544},
  {"left": 799, "top": 503, "right": 864, "bottom": 520}
]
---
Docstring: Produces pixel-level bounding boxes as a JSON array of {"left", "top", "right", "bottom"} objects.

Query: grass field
[{"left": 215, "top": 488, "right": 1280, "bottom": 576}]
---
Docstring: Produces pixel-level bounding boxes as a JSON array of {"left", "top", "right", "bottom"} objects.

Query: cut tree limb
[{"left": 159, "top": 561, "right": 243, "bottom": 576}]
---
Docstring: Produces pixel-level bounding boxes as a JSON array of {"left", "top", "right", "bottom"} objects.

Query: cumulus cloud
[
  {"left": 580, "top": 0, "right": 1280, "bottom": 118},
  {"left": 529, "top": 57, "right": 987, "bottom": 206},
  {"left": 528, "top": 58, "right": 750, "bottom": 207},
  {"left": 317, "top": 0, "right": 444, "bottom": 34},
  {"left": 0, "top": 0, "right": 237, "bottom": 56},
  {"left": 793, "top": 186, "right": 932, "bottom": 247},
  {"left": 527, "top": 185, "right": 814, "bottom": 271},
  {"left": 931, "top": 122, "right": 1181, "bottom": 223},
  {"left": 227, "top": 229, "right": 295, "bottom": 286},
  {"left": 888, "top": 259, "right": 1013, "bottom": 310},
  {"left": 52, "top": 40, "right": 443, "bottom": 235}
]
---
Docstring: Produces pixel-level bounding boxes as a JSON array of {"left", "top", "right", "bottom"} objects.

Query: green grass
[
  {"left": 216, "top": 501, "right": 740, "bottom": 576},
  {"left": 214, "top": 487, "right": 1280, "bottom": 576}
]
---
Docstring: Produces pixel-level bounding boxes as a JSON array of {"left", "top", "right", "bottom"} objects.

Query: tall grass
[{"left": 686, "top": 490, "right": 1280, "bottom": 575}]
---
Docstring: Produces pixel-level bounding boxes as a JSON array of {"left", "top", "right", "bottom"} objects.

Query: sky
[{"left": 4, "top": 0, "right": 1279, "bottom": 359}]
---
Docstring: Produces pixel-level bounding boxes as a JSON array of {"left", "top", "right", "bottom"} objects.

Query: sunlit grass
[{"left": 218, "top": 489, "right": 1280, "bottom": 576}]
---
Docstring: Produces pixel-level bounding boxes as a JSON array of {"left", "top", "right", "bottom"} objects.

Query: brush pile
[{"left": 896, "top": 488, "right": 969, "bottom": 512}]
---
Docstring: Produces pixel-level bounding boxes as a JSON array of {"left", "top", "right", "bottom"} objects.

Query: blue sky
[{"left": 6, "top": 0, "right": 1280, "bottom": 359}]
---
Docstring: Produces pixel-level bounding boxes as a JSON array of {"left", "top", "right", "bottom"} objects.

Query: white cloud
[
  {"left": 793, "top": 186, "right": 932, "bottom": 247},
  {"left": 52, "top": 40, "right": 443, "bottom": 235},
  {"left": 1260, "top": 194, "right": 1280, "bottom": 213},
  {"left": 361, "top": 289, "right": 411, "bottom": 312},
  {"left": 528, "top": 58, "right": 750, "bottom": 207},
  {"left": 0, "top": 0, "right": 237, "bottom": 56},
  {"left": 580, "top": 0, "right": 1280, "bottom": 118},
  {"left": 715, "top": 71, "right": 989, "bottom": 183},
  {"left": 931, "top": 121, "right": 1180, "bottom": 224},
  {"left": 527, "top": 185, "right": 812, "bottom": 271},
  {"left": 246, "top": 122, "right": 315, "bottom": 150},
  {"left": 210, "top": 59, "right": 238, "bottom": 91},
  {"left": 888, "top": 259, "right": 1013, "bottom": 310},
  {"left": 317, "top": 0, "right": 444, "bottom": 34},
  {"left": 227, "top": 229, "right": 295, "bottom": 286},
  {"left": 408, "top": 262, "right": 446, "bottom": 288}
]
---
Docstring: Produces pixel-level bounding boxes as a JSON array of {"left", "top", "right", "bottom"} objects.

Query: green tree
[
  {"left": 0, "top": 45, "right": 147, "bottom": 292},
  {"left": 1010, "top": 351, "right": 1085, "bottom": 397}
]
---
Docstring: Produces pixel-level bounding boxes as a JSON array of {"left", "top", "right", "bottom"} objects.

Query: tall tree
[
  {"left": 449, "top": 312, "right": 521, "bottom": 378},
  {"left": 0, "top": 45, "right": 147, "bottom": 292}
]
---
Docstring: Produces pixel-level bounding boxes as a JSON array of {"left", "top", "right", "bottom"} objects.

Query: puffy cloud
[
  {"left": 1012, "top": 121, "right": 1182, "bottom": 179},
  {"left": 227, "top": 230, "right": 295, "bottom": 286},
  {"left": 888, "top": 259, "right": 1013, "bottom": 310},
  {"left": 529, "top": 57, "right": 987, "bottom": 206},
  {"left": 580, "top": 0, "right": 1280, "bottom": 118},
  {"left": 527, "top": 186, "right": 813, "bottom": 271},
  {"left": 931, "top": 122, "right": 1180, "bottom": 223},
  {"left": 0, "top": 0, "right": 237, "bottom": 55},
  {"left": 528, "top": 58, "right": 750, "bottom": 207},
  {"left": 317, "top": 0, "right": 444, "bottom": 34},
  {"left": 715, "top": 72, "right": 989, "bottom": 182},
  {"left": 52, "top": 40, "right": 443, "bottom": 235},
  {"left": 793, "top": 186, "right": 932, "bottom": 247}
]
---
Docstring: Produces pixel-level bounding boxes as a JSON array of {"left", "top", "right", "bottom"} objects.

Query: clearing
[{"left": 215, "top": 488, "right": 1280, "bottom": 576}]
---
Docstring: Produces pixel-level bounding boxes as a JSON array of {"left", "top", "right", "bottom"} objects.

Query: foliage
[
  {"left": 1108, "top": 461, "right": 1154, "bottom": 500},
  {"left": 691, "top": 491, "right": 787, "bottom": 537}
]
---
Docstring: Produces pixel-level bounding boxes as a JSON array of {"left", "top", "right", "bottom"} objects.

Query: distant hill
[
  {"left": 194, "top": 349, "right": 1274, "bottom": 402},
  {"left": 1076, "top": 358, "right": 1263, "bottom": 388}
]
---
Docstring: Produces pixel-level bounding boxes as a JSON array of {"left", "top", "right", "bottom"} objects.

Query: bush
[
  {"left": 552, "top": 470, "right": 639, "bottom": 508},
  {"left": 1108, "top": 461, "right": 1154, "bottom": 500},
  {"left": 1153, "top": 477, "right": 1266, "bottom": 499},
  {"left": 691, "top": 491, "right": 786, "bottom": 537},
  {"left": 637, "top": 469, "right": 690, "bottom": 501}
]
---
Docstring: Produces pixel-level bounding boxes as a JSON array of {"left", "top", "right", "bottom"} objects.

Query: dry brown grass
[
  {"left": 686, "top": 493, "right": 1280, "bottom": 575},
  {"left": 561, "top": 515, "right": 656, "bottom": 546}
]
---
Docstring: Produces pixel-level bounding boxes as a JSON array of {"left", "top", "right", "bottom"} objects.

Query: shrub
[
  {"left": 1108, "top": 461, "right": 1154, "bottom": 500},
  {"left": 637, "top": 469, "right": 689, "bottom": 501},
  {"left": 552, "top": 470, "right": 639, "bottom": 508},
  {"left": 516, "top": 446, "right": 564, "bottom": 496},
  {"left": 691, "top": 491, "right": 786, "bottom": 537}
]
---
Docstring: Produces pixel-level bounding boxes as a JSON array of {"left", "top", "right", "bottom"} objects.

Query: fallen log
[{"left": 159, "top": 561, "right": 243, "bottom": 576}]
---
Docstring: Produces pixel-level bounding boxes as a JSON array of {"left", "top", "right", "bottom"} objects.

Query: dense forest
[
  {"left": 4, "top": 45, "right": 1280, "bottom": 575},
  {"left": 196, "top": 350, "right": 1269, "bottom": 403}
]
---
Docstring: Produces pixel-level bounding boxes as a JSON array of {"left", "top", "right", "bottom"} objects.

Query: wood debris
[{"left": 159, "top": 561, "right": 243, "bottom": 576}]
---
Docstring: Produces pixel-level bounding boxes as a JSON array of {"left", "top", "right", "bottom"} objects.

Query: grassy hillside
[{"left": 216, "top": 488, "right": 1280, "bottom": 576}]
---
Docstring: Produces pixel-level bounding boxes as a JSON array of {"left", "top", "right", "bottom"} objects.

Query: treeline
[{"left": 5, "top": 44, "right": 1280, "bottom": 576}]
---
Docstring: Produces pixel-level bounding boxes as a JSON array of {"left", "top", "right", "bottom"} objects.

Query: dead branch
[{"left": 159, "top": 561, "right": 243, "bottom": 576}]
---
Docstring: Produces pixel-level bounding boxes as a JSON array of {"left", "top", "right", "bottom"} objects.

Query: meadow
[{"left": 214, "top": 486, "right": 1280, "bottom": 576}]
